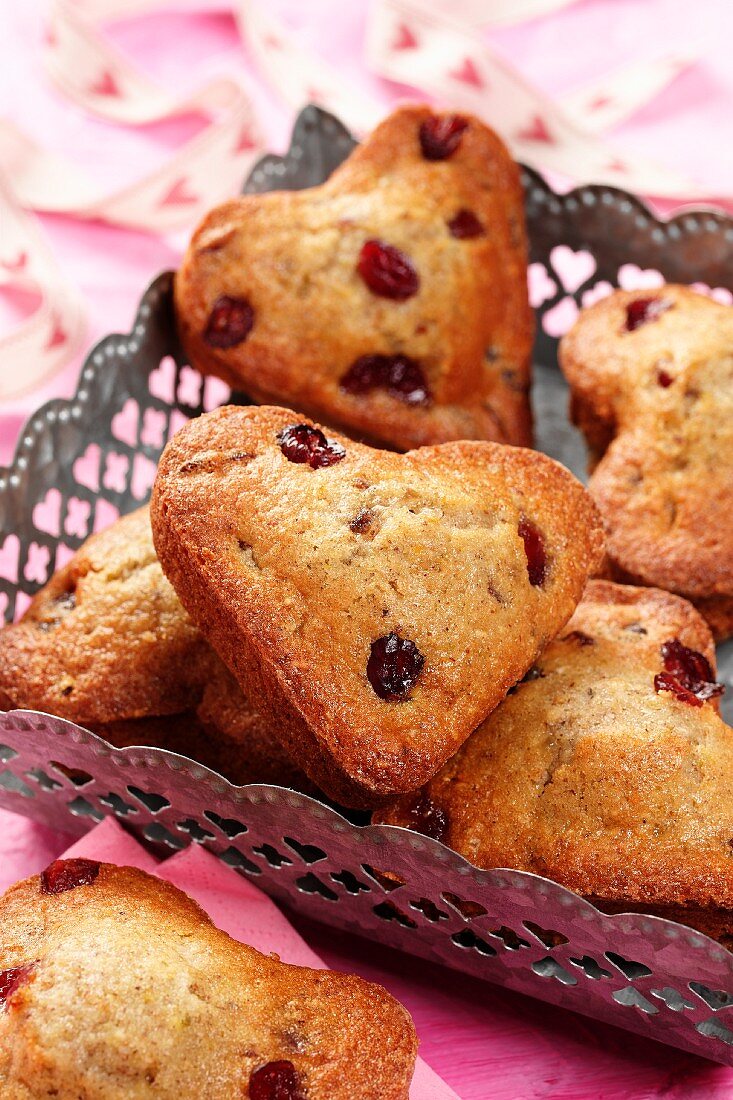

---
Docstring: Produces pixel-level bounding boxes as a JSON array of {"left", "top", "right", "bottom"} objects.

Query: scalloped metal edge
[
  {"left": 3, "top": 705, "right": 733, "bottom": 977},
  {"left": 519, "top": 160, "right": 733, "bottom": 237}
]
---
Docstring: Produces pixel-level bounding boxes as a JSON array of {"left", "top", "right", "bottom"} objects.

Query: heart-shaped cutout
[
  {"left": 528, "top": 262, "right": 557, "bottom": 308},
  {"left": 32, "top": 488, "right": 62, "bottom": 538},
  {"left": 111, "top": 397, "right": 139, "bottom": 449},
  {"left": 550, "top": 245, "right": 596, "bottom": 295},
  {"left": 72, "top": 443, "right": 101, "bottom": 494},
  {"left": 0, "top": 535, "right": 20, "bottom": 585},
  {"left": 542, "top": 295, "right": 579, "bottom": 339},
  {"left": 617, "top": 263, "right": 665, "bottom": 291},
  {"left": 93, "top": 497, "right": 120, "bottom": 533},
  {"left": 149, "top": 356, "right": 177, "bottom": 404},
  {"left": 152, "top": 405, "right": 604, "bottom": 806},
  {"left": 131, "top": 453, "right": 157, "bottom": 501},
  {"left": 175, "top": 105, "right": 533, "bottom": 452}
]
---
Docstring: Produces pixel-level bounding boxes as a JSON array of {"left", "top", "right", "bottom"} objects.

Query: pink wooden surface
[{"left": 3, "top": 3, "right": 733, "bottom": 1095}]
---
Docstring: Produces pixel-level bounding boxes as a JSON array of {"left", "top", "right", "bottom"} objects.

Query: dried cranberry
[
  {"left": 654, "top": 638, "right": 724, "bottom": 706},
  {"left": 277, "top": 425, "right": 345, "bottom": 470},
  {"left": 407, "top": 793, "right": 448, "bottom": 842},
  {"left": 657, "top": 369, "right": 674, "bottom": 388},
  {"left": 249, "top": 1060, "right": 303, "bottom": 1100},
  {"left": 507, "top": 665, "right": 544, "bottom": 695},
  {"left": 624, "top": 297, "right": 672, "bottom": 332},
  {"left": 340, "top": 354, "right": 429, "bottom": 406},
  {"left": 40, "top": 858, "right": 100, "bottom": 895},
  {"left": 518, "top": 517, "right": 547, "bottom": 587},
  {"left": 654, "top": 671, "right": 702, "bottom": 706},
  {"left": 350, "top": 508, "right": 374, "bottom": 534},
  {"left": 367, "top": 633, "right": 425, "bottom": 701},
  {"left": 447, "top": 209, "right": 485, "bottom": 239},
  {"left": 357, "top": 240, "right": 419, "bottom": 300},
  {"left": 0, "top": 964, "right": 35, "bottom": 1011},
  {"left": 203, "top": 295, "right": 254, "bottom": 348},
  {"left": 419, "top": 114, "right": 468, "bottom": 160}
]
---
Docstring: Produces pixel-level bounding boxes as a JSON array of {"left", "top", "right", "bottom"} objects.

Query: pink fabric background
[{"left": 2, "top": 2, "right": 733, "bottom": 1095}]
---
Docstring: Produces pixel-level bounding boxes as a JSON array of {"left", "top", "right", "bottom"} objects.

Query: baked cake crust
[
  {"left": 378, "top": 581, "right": 733, "bottom": 943},
  {"left": 0, "top": 863, "right": 417, "bottom": 1098},
  {"left": 0, "top": 508, "right": 313, "bottom": 793},
  {"left": 559, "top": 284, "right": 733, "bottom": 639},
  {"left": 175, "top": 105, "right": 533, "bottom": 452},
  {"left": 151, "top": 404, "right": 604, "bottom": 807}
]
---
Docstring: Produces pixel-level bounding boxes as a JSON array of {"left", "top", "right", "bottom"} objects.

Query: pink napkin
[{"left": 61, "top": 817, "right": 456, "bottom": 1100}]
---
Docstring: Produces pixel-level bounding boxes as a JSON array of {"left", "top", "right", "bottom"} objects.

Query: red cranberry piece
[
  {"left": 357, "top": 240, "right": 419, "bottom": 300},
  {"left": 447, "top": 209, "right": 485, "bottom": 239},
  {"left": 654, "top": 638, "right": 724, "bottom": 706},
  {"left": 654, "top": 671, "right": 703, "bottom": 707},
  {"left": 518, "top": 517, "right": 547, "bottom": 587},
  {"left": 203, "top": 295, "right": 255, "bottom": 348},
  {"left": 407, "top": 793, "right": 448, "bottom": 842},
  {"left": 367, "top": 633, "right": 425, "bottom": 701},
  {"left": 0, "top": 963, "right": 35, "bottom": 1011},
  {"left": 249, "top": 1060, "right": 303, "bottom": 1100},
  {"left": 350, "top": 508, "right": 374, "bottom": 534},
  {"left": 624, "top": 297, "right": 672, "bottom": 332},
  {"left": 340, "top": 354, "right": 429, "bottom": 406},
  {"left": 419, "top": 115, "right": 468, "bottom": 160},
  {"left": 277, "top": 424, "right": 345, "bottom": 470},
  {"left": 40, "top": 858, "right": 100, "bottom": 895}
]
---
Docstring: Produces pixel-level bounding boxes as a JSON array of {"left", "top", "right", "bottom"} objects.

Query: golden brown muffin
[
  {"left": 0, "top": 862, "right": 417, "bottom": 1098},
  {"left": 0, "top": 507, "right": 208, "bottom": 724},
  {"left": 175, "top": 104, "right": 533, "bottom": 452},
  {"left": 0, "top": 508, "right": 313, "bottom": 793},
  {"left": 151, "top": 404, "right": 604, "bottom": 807},
  {"left": 378, "top": 581, "right": 733, "bottom": 946},
  {"left": 559, "top": 285, "right": 733, "bottom": 639}
]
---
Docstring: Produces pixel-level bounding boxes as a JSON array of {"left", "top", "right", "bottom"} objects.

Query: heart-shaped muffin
[
  {"left": 175, "top": 105, "right": 533, "bottom": 452},
  {"left": 559, "top": 285, "right": 733, "bottom": 639},
  {"left": 0, "top": 507, "right": 313, "bottom": 793},
  {"left": 0, "top": 862, "right": 417, "bottom": 1098},
  {"left": 151, "top": 405, "right": 604, "bottom": 806},
  {"left": 378, "top": 581, "right": 733, "bottom": 946}
]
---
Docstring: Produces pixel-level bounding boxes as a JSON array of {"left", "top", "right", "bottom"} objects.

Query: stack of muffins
[{"left": 1, "top": 104, "right": 732, "bottom": 1097}]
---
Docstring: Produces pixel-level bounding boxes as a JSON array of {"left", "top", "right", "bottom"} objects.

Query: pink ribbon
[{"left": 0, "top": 0, "right": 710, "bottom": 401}]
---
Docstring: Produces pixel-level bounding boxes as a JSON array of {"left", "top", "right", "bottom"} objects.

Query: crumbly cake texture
[
  {"left": 0, "top": 863, "right": 417, "bottom": 1099},
  {"left": 0, "top": 508, "right": 314, "bottom": 793},
  {"left": 559, "top": 284, "right": 733, "bottom": 640},
  {"left": 0, "top": 507, "right": 207, "bottom": 724},
  {"left": 378, "top": 581, "right": 733, "bottom": 945},
  {"left": 151, "top": 404, "right": 604, "bottom": 807},
  {"left": 175, "top": 104, "right": 533, "bottom": 452}
]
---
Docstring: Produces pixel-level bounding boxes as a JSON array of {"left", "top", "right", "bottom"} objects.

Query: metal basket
[{"left": 2, "top": 105, "right": 733, "bottom": 1064}]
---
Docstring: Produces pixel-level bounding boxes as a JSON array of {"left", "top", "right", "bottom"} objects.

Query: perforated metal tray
[{"left": 1, "top": 105, "right": 733, "bottom": 1064}]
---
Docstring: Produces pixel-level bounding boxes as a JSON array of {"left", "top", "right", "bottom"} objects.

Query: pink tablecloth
[{"left": 2, "top": 2, "right": 733, "bottom": 1096}]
